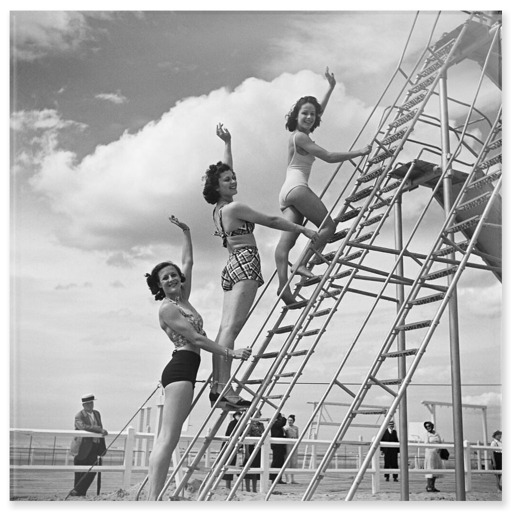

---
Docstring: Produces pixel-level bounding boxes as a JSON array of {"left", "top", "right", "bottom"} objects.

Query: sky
[{"left": 7, "top": 3, "right": 503, "bottom": 453}]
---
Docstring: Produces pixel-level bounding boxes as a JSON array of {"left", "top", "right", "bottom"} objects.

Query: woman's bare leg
[
  {"left": 147, "top": 381, "right": 193, "bottom": 500},
  {"left": 212, "top": 279, "right": 259, "bottom": 398}
]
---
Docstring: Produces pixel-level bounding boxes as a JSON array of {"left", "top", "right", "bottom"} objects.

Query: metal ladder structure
[{"left": 140, "top": 11, "right": 502, "bottom": 502}]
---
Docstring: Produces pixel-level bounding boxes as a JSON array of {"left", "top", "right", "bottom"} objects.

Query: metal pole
[
  {"left": 439, "top": 69, "right": 466, "bottom": 500},
  {"left": 394, "top": 192, "right": 410, "bottom": 500}
]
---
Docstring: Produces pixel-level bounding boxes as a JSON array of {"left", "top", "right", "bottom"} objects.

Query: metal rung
[
  {"left": 284, "top": 299, "right": 310, "bottom": 310},
  {"left": 389, "top": 109, "right": 417, "bottom": 129},
  {"left": 245, "top": 379, "right": 263, "bottom": 385},
  {"left": 302, "top": 276, "right": 322, "bottom": 287},
  {"left": 339, "top": 250, "right": 364, "bottom": 262},
  {"left": 468, "top": 169, "right": 501, "bottom": 189},
  {"left": 257, "top": 351, "right": 280, "bottom": 359},
  {"left": 423, "top": 266, "right": 457, "bottom": 280},
  {"left": 318, "top": 251, "right": 336, "bottom": 263},
  {"left": 329, "top": 228, "right": 349, "bottom": 243},
  {"left": 380, "top": 180, "right": 401, "bottom": 193},
  {"left": 352, "top": 408, "right": 388, "bottom": 415},
  {"left": 267, "top": 395, "right": 284, "bottom": 400},
  {"left": 361, "top": 214, "right": 384, "bottom": 227},
  {"left": 381, "top": 128, "right": 407, "bottom": 146},
  {"left": 370, "top": 197, "right": 393, "bottom": 210},
  {"left": 456, "top": 192, "right": 491, "bottom": 212},
  {"left": 335, "top": 207, "right": 361, "bottom": 222},
  {"left": 445, "top": 215, "right": 480, "bottom": 234},
  {"left": 369, "top": 147, "right": 397, "bottom": 165},
  {"left": 346, "top": 186, "right": 374, "bottom": 203},
  {"left": 408, "top": 75, "right": 436, "bottom": 94},
  {"left": 417, "top": 59, "right": 443, "bottom": 78},
  {"left": 310, "top": 308, "right": 331, "bottom": 318},
  {"left": 476, "top": 154, "right": 501, "bottom": 171},
  {"left": 382, "top": 348, "right": 418, "bottom": 359},
  {"left": 433, "top": 241, "right": 469, "bottom": 257},
  {"left": 275, "top": 372, "right": 296, "bottom": 379},
  {"left": 270, "top": 325, "right": 294, "bottom": 335},
  {"left": 487, "top": 139, "right": 502, "bottom": 150},
  {"left": 368, "top": 378, "right": 403, "bottom": 387},
  {"left": 321, "top": 288, "right": 342, "bottom": 299},
  {"left": 331, "top": 270, "right": 352, "bottom": 280},
  {"left": 357, "top": 167, "right": 386, "bottom": 184},
  {"left": 395, "top": 320, "right": 432, "bottom": 331},
  {"left": 401, "top": 92, "right": 426, "bottom": 111},
  {"left": 289, "top": 350, "right": 309, "bottom": 357},
  {"left": 299, "top": 329, "right": 320, "bottom": 337},
  {"left": 351, "top": 233, "right": 373, "bottom": 245},
  {"left": 408, "top": 293, "right": 445, "bottom": 305}
]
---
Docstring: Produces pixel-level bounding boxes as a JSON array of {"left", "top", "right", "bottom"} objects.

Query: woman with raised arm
[
  {"left": 203, "top": 124, "right": 319, "bottom": 408},
  {"left": 275, "top": 67, "right": 372, "bottom": 304},
  {"left": 144, "top": 216, "right": 251, "bottom": 501}
]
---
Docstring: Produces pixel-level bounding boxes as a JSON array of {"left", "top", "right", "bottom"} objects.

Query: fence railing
[{"left": 10, "top": 428, "right": 501, "bottom": 495}]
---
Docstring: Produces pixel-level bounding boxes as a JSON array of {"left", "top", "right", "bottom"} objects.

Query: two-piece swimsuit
[
  {"left": 278, "top": 131, "right": 316, "bottom": 211},
  {"left": 160, "top": 299, "right": 203, "bottom": 388},
  {"left": 213, "top": 205, "right": 264, "bottom": 291}
]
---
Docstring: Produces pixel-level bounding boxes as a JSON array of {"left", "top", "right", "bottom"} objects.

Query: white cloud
[
  {"left": 95, "top": 92, "right": 128, "bottom": 105},
  {"left": 461, "top": 392, "right": 501, "bottom": 407},
  {"left": 10, "top": 11, "right": 93, "bottom": 61}
]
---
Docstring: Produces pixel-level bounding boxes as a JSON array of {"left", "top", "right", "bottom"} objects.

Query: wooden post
[
  {"left": 123, "top": 427, "right": 135, "bottom": 489},
  {"left": 372, "top": 442, "right": 380, "bottom": 495},
  {"left": 260, "top": 435, "right": 271, "bottom": 494},
  {"left": 463, "top": 440, "right": 471, "bottom": 492}
]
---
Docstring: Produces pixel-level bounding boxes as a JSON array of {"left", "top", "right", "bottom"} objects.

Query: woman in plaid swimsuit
[{"left": 202, "top": 124, "right": 319, "bottom": 408}]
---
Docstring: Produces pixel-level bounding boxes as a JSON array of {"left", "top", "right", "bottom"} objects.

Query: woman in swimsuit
[
  {"left": 144, "top": 215, "right": 251, "bottom": 500},
  {"left": 274, "top": 67, "right": 372, "bottom": 304},
  {"left": 202, "top": 124, "right": 319, "bottom": 407}
]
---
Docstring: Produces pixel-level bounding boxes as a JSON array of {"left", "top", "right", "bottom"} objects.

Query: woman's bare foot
[
  {"left": 292, "top": 265, "right": 315, "bottom": 279},
  {"left": 278, "top": 285, "right": 297, "bottom": 305}
]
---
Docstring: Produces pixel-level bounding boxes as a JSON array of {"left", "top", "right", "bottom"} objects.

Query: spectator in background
[
  {"left": 222, "top": 411, "right": 242, "bottom": 489},
  {"left": 490, "top": 430, "right": 502, "bottom": 491},
  {"left": 283, "top": 414, "right": 299, "bottom": 484},
  {"left": 423, "top": 421, "right": 442, "bottom": 492},
  {"left": 380, "top": 420, "right": 399, "bottom": 482},
  {"left": 244, "top": 410, "right": 265, "bottom": 492},
  {"left": 68, "top": 394, "right": 108, "bottom": 497},
  {"left": 270, "top": 413, "right": 287, "bottom": 484}
]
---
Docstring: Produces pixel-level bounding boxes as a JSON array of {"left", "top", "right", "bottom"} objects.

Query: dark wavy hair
[
  {"left": 145, "top": 261, "right": 186, "bottom": 301},
  {"left": 288, "top": 414, "right": 296, "bottom": 422},
  {"left": 285, "top": 96, "right": 323, "bottom": 132},
  {"left": 202, "top": 161, "right": 235, "bottom": 205}
]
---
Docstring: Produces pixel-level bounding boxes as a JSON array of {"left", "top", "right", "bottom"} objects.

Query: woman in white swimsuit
[{"left": 275, "top": 67, "right": 372, "bottom": 305}]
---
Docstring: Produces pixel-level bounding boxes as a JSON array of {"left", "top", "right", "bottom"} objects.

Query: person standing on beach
[
  {"left": 423, "top": 421, "right": 442, "bottom": 492},
  {"left": 380, "top": 420, "right": 399, "bottom": 482},
  {"left": 490, "top": 429, "right": 502, "bottom": 490},
  {"left": 68, "top": 393, "right": 108, "bottom": 497}
]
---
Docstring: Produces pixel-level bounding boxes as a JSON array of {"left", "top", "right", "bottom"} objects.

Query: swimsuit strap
[{"left": 213, "top": 205, "right": 228, "bottom": 248}]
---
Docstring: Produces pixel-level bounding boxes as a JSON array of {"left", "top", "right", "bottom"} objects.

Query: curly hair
[
  {"left": 202, "top": 161, "right": 235, "bottom": 204},
  {"left": 285, "top": 96, "right": 323, "bottom": 132},
  {"left": 145, "top": 261, "right": 186, "bottom": 301}
]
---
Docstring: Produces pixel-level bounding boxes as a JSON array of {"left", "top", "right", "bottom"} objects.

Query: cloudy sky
[{"left": 8, "top": 5, "right": 502, "bottom": 445}]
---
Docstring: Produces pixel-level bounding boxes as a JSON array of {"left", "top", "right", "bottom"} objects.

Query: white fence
[{"left": 10, "top": 428, "right": 501, "bottom": 495}]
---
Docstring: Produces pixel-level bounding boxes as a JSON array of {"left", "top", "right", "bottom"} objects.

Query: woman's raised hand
[
  {"left": 325, "top": 67, "right": 336, "bottom": 89},
  {"left": 216, "top": 123, "right": 231, "bottom": 143},
  {"left": 233, "top": 347, "right": 252, "bottom": 360},
  {"left": 169, "top": 215, "right": 190, "bottom": 232}
]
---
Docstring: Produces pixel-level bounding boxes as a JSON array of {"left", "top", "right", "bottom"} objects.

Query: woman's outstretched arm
[
  {"left": 319, "top": 67, "right": 336, "bottom": 114},
  {"left": 169, "top": 215, "right": 193, "bottom": 300},
  {"left": 217, "top": 123, "right": 233, "bottom": 168}
]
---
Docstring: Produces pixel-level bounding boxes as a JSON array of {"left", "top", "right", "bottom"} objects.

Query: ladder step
[
  {"left": 357, "top": 167, "right": 386, "bottom": 184},
  {"left": 423, "top": 266, "right": 457, "bottom": 280},
  {"left": 368, "top": 378, "right": 403, "bottom": 387},
  {"left": 408, "top": 75, "right": 436, "bottom": 94},
  {"left": 476, "top": 154, "right": 501, "bottom": 171},
  {"left": 339, "top": 250, "right": 364, "bottom": 262},
  {"left": 320, "top": 288, "right": 342, "bottom": 300},
  {"left": 368, "top": 146, "right": 397, "bottom": 165},
  {"left": 408, "top": 293, "right": 445, "bottom": 305},
  {"left": 361, "top": 213, "right": 384, "bottom": 227},
  {"left": 275, "top": 372, "right": 296, "bottom": 379},
  {"left": 352, "top": 408, "right": 388, "bottom": 415},
  {"left": 417, "top": 59, "right": 443, "bottom": 79},
  {"left": 381, "top": 128, "right": 407, "bottom": 146},
  {"left": 445, "top": 215, "right": 480, "bottom": 234},
  {"left": 299, "top": 329, "right": 320, "bottom": 337},
  {"left": 284, "top": 299, "right": 310, "bottom": 310},
  {"left": 310, "top": 308, "right": 331, "bottom": 318},
  {"left": 301, "top": 276, "right": 322, "bottom": 287},
  {"left": 389, "top": 109, "right": 418, "bottom": 129},
  {"left": 395, "top": 320, "right": 432, "bottom": 331},
  {"left": 345, "top": 186, "right": 374, "bottom": 203},
  {"left": 433, "top": 241, "right": 469, "bottom": 257},
  {"left": 351, "top": 233, "right": 373, "bottom": 245},
  {"left": 335, "top": 207, "right": 362, "bottom": 222},
  {"left": 468, "top": 169, "right": 501, "bottom": 189},
  {"left": 380, "top": 180, "right": 401, "bottom": 193},
  {"left": 486, "top": 139, "right": 502, "bottom": 150},
  {"left": 331, "top": 270, "right": 352, "bottom": 280},
  {"left": 370, "top": 197, "right": 393, "bottom": 211},
  {"left": 329, "top": 228, "right": 350, "bottom": 243},
  {"left": 456, "top": 192, "right": 491, "bottom": 212},
  {"left": 257, "top": 351, "right": 280, "bottom": 359},
  {"left": 270, "top": 324, "right": 295, "bottom": 335},
  {"left": 401, "top": 92, "right": 426, "bottom": 111},
  {"left": 382, "top": 348, "right": 418, "bottom": 359}
]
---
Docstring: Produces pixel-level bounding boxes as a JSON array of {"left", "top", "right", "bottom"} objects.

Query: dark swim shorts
[{"left": 161, "top": 350, "right": 201, "bottom": 388}]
